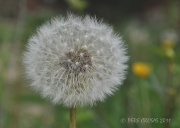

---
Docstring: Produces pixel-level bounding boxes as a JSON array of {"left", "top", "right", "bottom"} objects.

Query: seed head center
[{"left": 60, "top": 48, "right": 92, "bottom": 73}]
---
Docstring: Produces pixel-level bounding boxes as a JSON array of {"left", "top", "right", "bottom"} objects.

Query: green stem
[{"left": 70, "top": 107, "right": 76, "bottom": 128}]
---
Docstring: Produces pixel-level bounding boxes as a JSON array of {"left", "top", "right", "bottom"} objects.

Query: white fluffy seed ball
[{"left": 23, "top": 14, "right": 128, "bottom": 107}]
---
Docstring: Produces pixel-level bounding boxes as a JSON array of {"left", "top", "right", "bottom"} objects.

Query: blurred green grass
[{"left": 0, "top": 1, "right": 180, "bottom": 128}]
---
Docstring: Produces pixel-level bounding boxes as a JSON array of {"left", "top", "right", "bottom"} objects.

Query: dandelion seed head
[{"left": 23, "top": 14, "right": 128, "bottom": 107}]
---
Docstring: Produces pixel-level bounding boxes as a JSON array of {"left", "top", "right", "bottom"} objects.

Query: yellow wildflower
[
  {"left": 132, "top": 62, "right": 151, "bottom": 78},
  {"left": 161, "top": 39, "right": 174, "bottom": 50}
]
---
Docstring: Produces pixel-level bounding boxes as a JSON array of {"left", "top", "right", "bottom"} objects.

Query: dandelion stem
[{"left": 70, "top": 107, "right": 76, "bottom": 128}]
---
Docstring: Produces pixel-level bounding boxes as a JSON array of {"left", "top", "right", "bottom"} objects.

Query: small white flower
[{"left": 23, "top": 14, "right": 128, "bottom": 107}]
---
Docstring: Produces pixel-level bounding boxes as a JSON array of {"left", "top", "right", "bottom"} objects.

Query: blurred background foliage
[{"left": 0, "top": 0, "right": 180, "bottom": 128}]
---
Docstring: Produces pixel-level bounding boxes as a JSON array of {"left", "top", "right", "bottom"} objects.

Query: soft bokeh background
[{"left": 0, "top": 0, "right": 180, "bottom": 128}]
